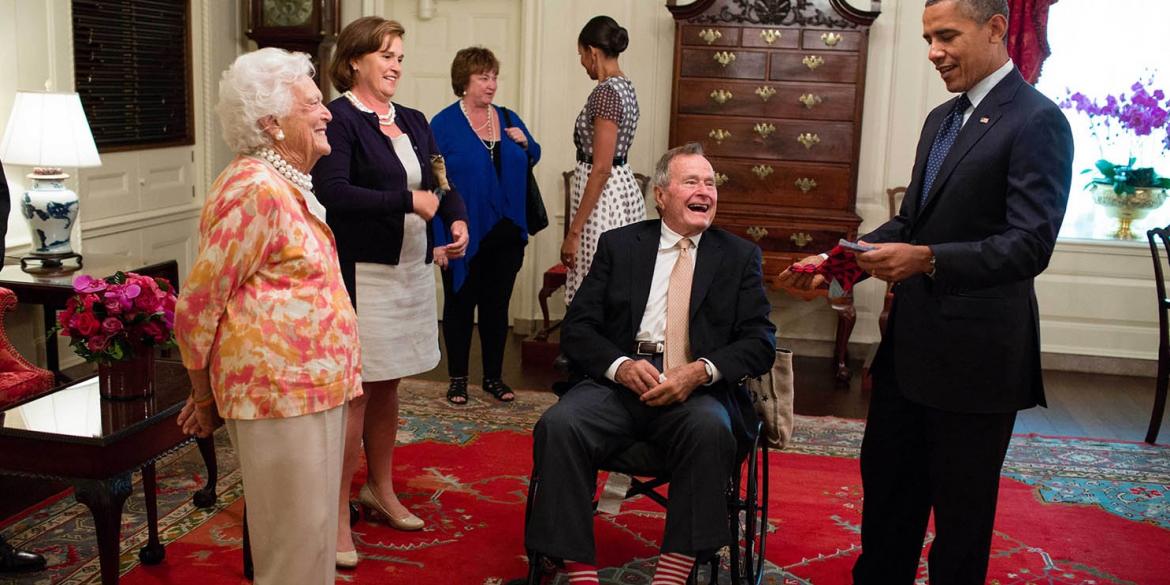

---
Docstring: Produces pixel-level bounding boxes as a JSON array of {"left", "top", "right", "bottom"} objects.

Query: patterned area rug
[{"left": 1, "top": 379, "right": 1168, "bottom": 584}]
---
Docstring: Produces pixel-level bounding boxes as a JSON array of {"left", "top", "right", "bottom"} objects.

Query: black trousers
[
  {"left": 852, "top": 360, "right": 1017, "bottom": 585},
  {"left": 440, "top": 221, "right": 525, "bottom": 379},
  {"left": 525, "top": 372, "right": 737, "bottom": 565}
]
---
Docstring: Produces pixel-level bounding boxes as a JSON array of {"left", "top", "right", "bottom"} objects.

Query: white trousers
[{"left": 225, "top": 404, "right": 346, "bottom": 585}]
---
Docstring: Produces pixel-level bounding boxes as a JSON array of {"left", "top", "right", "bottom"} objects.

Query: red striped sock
[
  {"left": 564, "top": 560, "right": 599, "bottom": 584},
  {"left": 651, "top": 552, "right": 695, "bottom": 585}
]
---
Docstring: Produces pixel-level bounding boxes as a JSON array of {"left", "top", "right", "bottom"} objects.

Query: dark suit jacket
[
  {"left": 0, "top": 161, "right": 10, "bottom": 251},
  {"left": 561, "top": 220, "right": 777, "bottom": 441},
  {"left": 865, "top": 68, "right": 1073, "bottom": 414}
]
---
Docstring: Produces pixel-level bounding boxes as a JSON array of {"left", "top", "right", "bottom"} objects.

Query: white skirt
[{"left": 355, "top": 214, "right": 439, "bottom": 381}]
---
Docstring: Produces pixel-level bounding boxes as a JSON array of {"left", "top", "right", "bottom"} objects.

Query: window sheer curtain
[{"left": 1007, "top": 0, "right": 1059, "bottom": 84}]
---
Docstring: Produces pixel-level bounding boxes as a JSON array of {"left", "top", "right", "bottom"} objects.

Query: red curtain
[{"left": 1007, "top": 0, "right": 1059, "bottom": 84}]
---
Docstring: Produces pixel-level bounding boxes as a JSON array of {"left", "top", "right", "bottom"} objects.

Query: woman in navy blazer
[
  {"left": 431, "top": 47, "right": 541, "bottom": 405},
  {"left": 311, "top": 17, "right": 468, "bottom": 568}
]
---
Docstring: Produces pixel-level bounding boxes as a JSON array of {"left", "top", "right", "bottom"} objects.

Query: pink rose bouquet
[{"left": 57, "top": 271, "right": 177, "bottom": 363}]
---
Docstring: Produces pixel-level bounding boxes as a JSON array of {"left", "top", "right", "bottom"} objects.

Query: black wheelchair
[{"left": 514, "top": 416, "right": 771, "bottom": 585}]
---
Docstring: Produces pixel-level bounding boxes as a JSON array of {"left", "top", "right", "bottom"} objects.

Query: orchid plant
[
  {"left": 57, "top": 272, "right": 177, "bottom": 364},
  {"left": 1060, "top": 76, "right": 1170, "bottom": 195}
]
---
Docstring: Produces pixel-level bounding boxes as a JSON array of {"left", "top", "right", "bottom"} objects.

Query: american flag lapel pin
[{"left": 979, "top": 116, "right": 990, "bottom": 124}]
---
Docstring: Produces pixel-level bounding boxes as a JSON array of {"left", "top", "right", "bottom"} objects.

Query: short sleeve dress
[{"left": 567, "top": 76, "right": 646, "bottom": 304}]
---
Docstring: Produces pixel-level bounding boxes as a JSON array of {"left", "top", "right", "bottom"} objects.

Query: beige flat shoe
[
  {"left": 336, "top": 550, "right": 358, "bottom": 569},
  {"left": 358, "top": 482, "right": 425, "bottom": 531}
]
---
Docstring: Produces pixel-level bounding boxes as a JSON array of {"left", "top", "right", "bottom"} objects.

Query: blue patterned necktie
[{"left": 919, "top": 93, "right": 971, "bottom": 206}]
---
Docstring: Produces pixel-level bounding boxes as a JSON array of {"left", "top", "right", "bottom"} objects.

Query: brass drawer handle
[
  {"left": 759, "top": 29, "right": 783, "bottom": 45},
  {"left": 821, "top": 32, "right": 843, "bottom": 47},
  {"left": 799, "top": 93, "right": 823, "bottom": 109},
  {"left": 752, "top": 165, "right": 774, "bottom": 180},
  {"left": 746, "top": 226, "right": 768, "bottom": 242},
  {"left": 802, "top": 55, "right": 825, "bottom": 71},
  {"left": 713, "top": 51, "right": 737, "bottom": 67},
  {"left": 709, "top": 128, "right": 731, "bottom": 144},
  {"left": 753, "top": 122, "right": 776, "bottom": 139},
  {"left": 699, "top": 28, "right": 722, "bottom": 45},
  {"left": 794, "top": 177, "right": 818, "bottom": 193},
  {"left": 715, "top": 172, "right": 728, "bottom": 187},
  {"left": 796, "top": 132, "right": 821, "bottom": 149},
  {"left": 754, "top": 85, "right": 777, "bottom": 102},
  {"left": 709, "top": 89, "right": 733, "bottom": 105},
  {"left": 790, "top": 232, "right": 814, "bottom": 248}
]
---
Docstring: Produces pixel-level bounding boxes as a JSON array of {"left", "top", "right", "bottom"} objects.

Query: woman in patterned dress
[
  {"left": 562, "top": 15, "right": 645, "bottom": 304},
  {"left": 175, "top": 48, "right": 360, "bottom": 585},
  {"left": 312, "top": 17, "right": 469, "bottom": 568}
]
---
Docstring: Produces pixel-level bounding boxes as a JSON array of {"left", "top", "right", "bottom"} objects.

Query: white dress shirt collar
[
  {"left": 659, "top": 221, "right": 704, "bottom": 250},
  {"left": 962, "top": 59, "right": 1014, "bottom": 123}
]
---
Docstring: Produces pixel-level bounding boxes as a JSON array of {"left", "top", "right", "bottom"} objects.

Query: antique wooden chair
[{"left": 1145, "top": 225, "right": 1170, "bottom": 444}]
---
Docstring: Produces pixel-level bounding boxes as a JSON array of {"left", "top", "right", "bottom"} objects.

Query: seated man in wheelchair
[{"left": 526, "top": 142, "right": 776, "bottom": 583}]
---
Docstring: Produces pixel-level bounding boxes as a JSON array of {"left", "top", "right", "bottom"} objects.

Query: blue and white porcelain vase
[{"left": 21, "top": 172, "right": 80, "bottom": 255}]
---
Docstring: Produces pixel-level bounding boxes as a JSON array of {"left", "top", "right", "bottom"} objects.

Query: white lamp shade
[{"left": 0, "top": 91, "right": 101, "bottom": 168}]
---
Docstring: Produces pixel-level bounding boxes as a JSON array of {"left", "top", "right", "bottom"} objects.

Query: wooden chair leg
[{"left": 1147, "top": 350, "right": 1169, "bottom": 444}]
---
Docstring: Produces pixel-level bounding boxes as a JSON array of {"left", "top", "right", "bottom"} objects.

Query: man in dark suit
[
  {"left": 0, "top": 160, "right": 47, "bottom": 574},
  {"left": 525, "top": 143, "right": 775, "bottom": 583},
  {"left": 779, "top": 0, "right": 1073, "bottom": 583}
]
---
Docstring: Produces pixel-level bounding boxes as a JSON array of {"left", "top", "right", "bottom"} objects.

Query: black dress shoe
[{"left": 0, "top": 539, "right": 47, "bottom": 573}]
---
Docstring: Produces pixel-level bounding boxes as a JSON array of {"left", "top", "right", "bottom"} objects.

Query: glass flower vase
[{"left": 98, "top": 351, "right": 155, "bottom": 400}]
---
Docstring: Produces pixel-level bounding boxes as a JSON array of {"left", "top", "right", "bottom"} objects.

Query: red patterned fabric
[
  {"left": 0, "top": 287, "right": 56, "bottom": 409},
  {"left": 1008, "top": 0, "right": 1059, "bottom": 84}
]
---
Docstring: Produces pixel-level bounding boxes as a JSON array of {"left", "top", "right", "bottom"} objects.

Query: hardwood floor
[{"left": 3, "top": 328, "right": 1165, "bottom": 526}]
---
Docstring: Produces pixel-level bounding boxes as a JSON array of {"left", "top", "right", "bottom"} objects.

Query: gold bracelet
[{"left": 191, "top": 393, "right": 215, "bottom": 407}]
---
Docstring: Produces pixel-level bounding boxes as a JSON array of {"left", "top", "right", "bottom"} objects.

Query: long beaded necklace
[
  {"left": 343, "top": 90, "right": 396, "bottom": 127},
  {"left": 252, "top": 147, "right": 314, "bottom": 192},
  {"left": 459, "top": 99, "right": 496, "bottom": 153}
]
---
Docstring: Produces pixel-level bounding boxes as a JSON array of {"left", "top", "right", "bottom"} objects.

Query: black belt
[
  {"left": 634, "top": 341, "right": 665, "bottom": 356},
  {"left": 576, "top": 150, "right": 627, "bottom": 166}
]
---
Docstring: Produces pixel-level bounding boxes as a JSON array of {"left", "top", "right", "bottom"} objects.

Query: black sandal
[
  {"left": 483, "top": 378, "right": 515, "bottom": 402},
  {"left": 446, "top": 376, "right": 468, "bottom": 405}
]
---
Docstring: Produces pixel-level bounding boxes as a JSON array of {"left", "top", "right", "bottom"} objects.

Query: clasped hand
[{"left": 615, "top": 359, "right": 708, "bottom": 407}]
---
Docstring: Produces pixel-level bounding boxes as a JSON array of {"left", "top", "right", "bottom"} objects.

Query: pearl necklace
[
  {"left": 252, "top": 147, "right": 314, "bottom": 192},
  {"left": 459, "top": 100, "right": 496, "bottom": 152},
  {"left": 344, "top": 90, "right": 396, "bottom": 126}
]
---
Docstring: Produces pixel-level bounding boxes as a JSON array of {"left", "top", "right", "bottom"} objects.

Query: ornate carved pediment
[{"left": 668, "top": 0, "right": 881, "bottom": 28}]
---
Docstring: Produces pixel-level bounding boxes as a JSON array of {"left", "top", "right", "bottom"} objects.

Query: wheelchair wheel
[{"left": 730, "top": 433, "right": 769, "bottom": 585}]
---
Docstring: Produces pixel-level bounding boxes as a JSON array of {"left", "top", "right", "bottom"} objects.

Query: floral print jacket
[{"left": 176, "top": 156, "right": 361, "bottom": 420}]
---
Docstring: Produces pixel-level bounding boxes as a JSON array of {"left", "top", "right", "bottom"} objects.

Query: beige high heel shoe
[
  {"left": 358, "top": 482, "right": 424, "bottom": 531},
  {"left": 335, "top": 550, "right": 358, "bottom": 569}
]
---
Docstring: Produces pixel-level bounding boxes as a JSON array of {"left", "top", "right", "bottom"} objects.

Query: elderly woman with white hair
[{"left": 174, "top": 47, "right": 361, "bottom": 585}]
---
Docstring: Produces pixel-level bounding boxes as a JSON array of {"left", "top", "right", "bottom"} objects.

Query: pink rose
[
  {"left": 86, "top": 334, "right": 109, "bottom": 352},
  {"left": 101, "top": 317, "right": 124, "bottom": 334}
]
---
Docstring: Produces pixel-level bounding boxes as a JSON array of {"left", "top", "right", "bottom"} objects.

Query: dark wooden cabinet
[{"left": 666, "top": 0, "right": 881, "bottom": 383}]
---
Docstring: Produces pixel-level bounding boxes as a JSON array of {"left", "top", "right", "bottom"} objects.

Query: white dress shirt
[{"left": 604, "top": 222, "right": 722, "bottom": 384}]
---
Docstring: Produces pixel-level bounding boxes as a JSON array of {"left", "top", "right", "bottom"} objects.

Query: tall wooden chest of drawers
[{"left": 666, "top": 0, "right": 881, "bottom": 382}]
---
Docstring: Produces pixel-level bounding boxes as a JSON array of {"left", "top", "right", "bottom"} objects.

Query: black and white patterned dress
[{"left": 568, "top": 76, "right": 645, "bottom": 304}]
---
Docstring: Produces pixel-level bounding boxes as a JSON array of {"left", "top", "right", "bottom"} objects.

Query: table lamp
[{"left": 0, "top": 91, "right": 102, "bottom": 273}]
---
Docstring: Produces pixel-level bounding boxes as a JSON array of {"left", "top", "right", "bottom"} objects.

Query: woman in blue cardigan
[{"left": 432, "top": 46, "right": 541, "bottom": 405}]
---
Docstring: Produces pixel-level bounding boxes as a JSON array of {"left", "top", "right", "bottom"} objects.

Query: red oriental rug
[{"left": 2, "top": 379, "right": 1168, "bottom": 584}]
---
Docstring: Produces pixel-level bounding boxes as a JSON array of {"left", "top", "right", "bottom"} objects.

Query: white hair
[{"left": 216, "top": 48, "right": 315, "bottom": 154}]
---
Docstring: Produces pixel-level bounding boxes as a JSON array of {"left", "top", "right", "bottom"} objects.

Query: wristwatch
[{"left": 927, "top": 254, "right": 937, "bottom": 278}]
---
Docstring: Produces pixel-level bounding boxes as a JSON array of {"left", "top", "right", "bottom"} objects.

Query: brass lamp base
[{"left": 20, "top": 252, "right": 84, "bottom": 275}]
